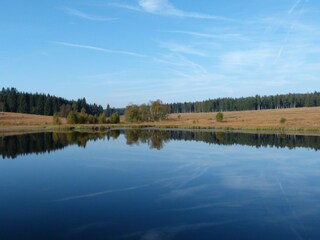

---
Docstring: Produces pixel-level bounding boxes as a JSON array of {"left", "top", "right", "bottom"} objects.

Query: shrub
[
  {"left": 98, "top": 113, "right": 106, "bottom": 124},
  {"left": 125, "top": 105, "right": 140, "bottom": 122},
  {"left": 67, "top": 111, "right": 78, "bottom": 124},
  {"left": 110, "top": 112, "right": 120, "bottom": 124},
  {"left": 87, "top": 115, "right": 94, "bottom": 124},
  {"left": 280, "top": 117, "right": 287, "bottom": 124},
  {"left": 216, "top": 112, "right": 223, "bottom": 122},
  {"left": 52, "top": 112, "right": 61, "bottom": 125}
]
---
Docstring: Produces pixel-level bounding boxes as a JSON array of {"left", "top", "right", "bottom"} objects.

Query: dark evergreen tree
[
  {"left": 17, "top": 94, "right": 28, "bottom": 113},
  {"left": 166, "top": 92, "right": 320, "bottom": 113},
  {"left": 0, "top": 88, "right": 106, "bottom": 116},
  {"left": 106, "top": 104, "right": 111, "bottom": 117},
  {"left": 44, "top": 97, "right": 52, "bottom": 115}
]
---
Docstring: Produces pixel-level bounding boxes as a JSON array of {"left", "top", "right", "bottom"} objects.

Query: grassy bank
[{"left": 1, "top": 107, "right": 320, "bottom": 136}]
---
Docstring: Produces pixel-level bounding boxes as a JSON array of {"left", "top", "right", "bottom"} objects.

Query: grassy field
[
  {"left": 1, "top": 107, "right": 320, "bottom": 134},
  {"left": 0, "top": 112, "right": 67, "bottom": 126},
  {"left": 162, "top": 107, "right": 320, "bottom": 130}
]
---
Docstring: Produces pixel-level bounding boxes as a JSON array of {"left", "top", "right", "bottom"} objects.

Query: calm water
[{"left": 1, "top": 130, "right": 320, "bottom": 239}]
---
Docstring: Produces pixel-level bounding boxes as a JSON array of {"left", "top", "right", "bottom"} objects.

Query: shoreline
[
  {"left": 1, "top": 123, "right": 320, "bottom": 137},
  {"left": 2, "top": 107, "right": 320, "bottom": 136}
]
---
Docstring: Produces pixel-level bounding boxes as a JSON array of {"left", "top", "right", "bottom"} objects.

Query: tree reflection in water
[
  {"left": 0, "top": 132, "right": 106, "bottom": 159},
  {"left": 1, "top": 130, "right": 320, "bottom": 159}
]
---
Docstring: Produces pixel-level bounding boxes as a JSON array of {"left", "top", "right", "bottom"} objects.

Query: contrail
[{"left": 288, "top": 0, "right": 302, "bottom": 15}]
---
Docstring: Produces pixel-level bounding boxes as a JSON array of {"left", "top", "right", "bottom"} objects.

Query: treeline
[
  {"left": 167, "top": 92, "right": 320, "bottom": 113},
  {"left": 106, "top": 104, "right": 125, "bottom": 117},
  {"left": 0, "top": 88, "right": 104, "bottom": 116}
]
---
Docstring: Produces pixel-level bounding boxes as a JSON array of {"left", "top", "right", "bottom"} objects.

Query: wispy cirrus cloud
[
  {"left": 108, "top": 3, "right": 142, "bottom": 12},
  {"left": 112, "top": 0, "right": 233, "bottom": 21},
  {"left": 158, "top": 41, "right": 207, "bottom": 56},
  {"left": 63, "top": 7, "right": 118, "bottom": 21},
  {"left": 153, "top": 53, "right": 208, "bottom": 75},
  {"left": 162, "top": 30, "right": 246, "bottom": 40},
  {"left": 220, "top": 49, "right": 275, "bottom": 67},
  {"left": 50, "top": 41, "right": 146, "bottom": 57}
]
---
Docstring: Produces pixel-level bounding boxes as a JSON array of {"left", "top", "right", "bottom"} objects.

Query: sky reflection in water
[{"left": 0, "top": 130, "right": 320, "bottom": 239}]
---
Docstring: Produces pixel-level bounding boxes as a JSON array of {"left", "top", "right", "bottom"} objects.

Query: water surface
[{"left": 1, "top": 130, "right": 320, "bottom": 239}]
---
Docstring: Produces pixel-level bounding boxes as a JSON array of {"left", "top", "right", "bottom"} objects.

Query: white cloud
[
  {"left": 261, "top": 17, "right": 316, "bottom": 33},
  {"left": 73, "top": 0, "right": 320, "bottom": 104},
  {"left": 139, "top": 0, "right": 167, "bottom": 13},
  {"left": 158, "top": 42, "right": 207, "bottom": 56},
  {"left": 50, "top": 41, "right": 146, "bottom": 57},
  {"left": 220, "top": 49, "right": 275, "bottom": 67},
  {"left": 162, "top": 30, "right": 247, "bottom": 40},
  {"left": 113, "top": 0, "right": 232, "bottom": 20},
  {"left": 108, "top": 3, "right": 142, "bottom": 12},
  {"left": 63, "top": 7, "right": 117, "bottom": 21},
  {"left": 153, "top": 53, "right": 208, "bottom": 75}
]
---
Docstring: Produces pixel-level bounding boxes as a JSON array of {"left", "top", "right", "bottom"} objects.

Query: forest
[
  {"left": 2, "top": 88, "right": 320, "bottom": 117},
  {"left": 0, "top": 88, "right": 104, "bottom": 116},
  {"left": 167, "top": 92, "right": 320, "bottom": 113}
]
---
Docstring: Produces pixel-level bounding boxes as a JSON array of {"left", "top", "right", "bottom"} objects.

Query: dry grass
[
  {"left": 0, "top": 112, "right": 66, "bottom": 126},
  {"left": 1, "top": 107, "right": 320, "bottom": 133},
  {"left": 134, "top": 107, "right": 320, "bottom": 130}
]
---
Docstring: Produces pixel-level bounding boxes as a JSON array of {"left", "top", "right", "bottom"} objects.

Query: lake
[{"left": 1, "top": 130, "right": 320, "bottom": 239}]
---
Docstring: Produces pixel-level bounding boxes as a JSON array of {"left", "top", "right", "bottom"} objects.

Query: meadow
[{"left": 1, "top": 107, "right": 320, "bottom": 134}]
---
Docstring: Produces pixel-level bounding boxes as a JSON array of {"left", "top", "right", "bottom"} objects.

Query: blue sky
[{"left": 1, "top": 0, "right": 320, "bottom": 107}]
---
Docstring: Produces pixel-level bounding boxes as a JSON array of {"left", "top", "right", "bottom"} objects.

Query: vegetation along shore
[
  {"left": 1, "top": 106, "right": 320, "bottom": 136},
  {"left": 1, "top": 88, "right": 320, "bottom": 136}
]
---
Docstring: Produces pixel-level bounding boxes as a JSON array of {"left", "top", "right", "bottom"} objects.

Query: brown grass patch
[
  {"left": 0, "top": 112, "right": 66, "bottom": 126},
  {"left": 162, "top": 107, "right": 320, "bottom": 129},
  {"left": 1, "top": 107, "right": 320, "bottom": 133},
  {"left": 125, "top": 107, "right": 320, "bottom": 131}
]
